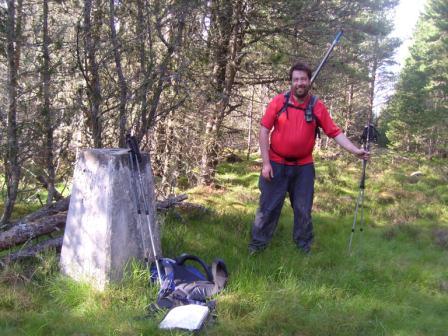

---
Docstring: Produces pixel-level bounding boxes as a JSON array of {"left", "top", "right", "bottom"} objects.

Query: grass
[
  {"left": 0, "top": 179, "right": 71, "bottom": 222},
  {"left": 1, "top": 148, "right": 447, "bottom": 335}
]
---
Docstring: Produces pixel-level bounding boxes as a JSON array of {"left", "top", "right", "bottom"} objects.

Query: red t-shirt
[{"left": 261, "top": 93, "right": 341, "bottom": 166}]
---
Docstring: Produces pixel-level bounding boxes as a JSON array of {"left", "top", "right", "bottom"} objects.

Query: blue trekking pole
[{"left": 310, "top": 30, "right": 344, "bottom": 85}]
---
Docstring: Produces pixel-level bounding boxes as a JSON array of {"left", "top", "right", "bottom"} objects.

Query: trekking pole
[
  {"left": 310, "top": 30, "right": 343, "bottom": 85},
  {"left": 127, "top": 144, "right": 152, "bottom": 273},
  {"left": 348, "top": 124, "right": 378, "bottom": 254},
  {"left": 126, "top": 135, "right": 163, "bottom": 286}
]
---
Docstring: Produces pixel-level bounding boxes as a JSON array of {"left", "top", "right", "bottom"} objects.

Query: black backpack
[
  {"left": 150, "top": 254, "right": 228, "bottom": 309},
  {"left": 276, "top": 91, "right": 321, "bottom": 139}
]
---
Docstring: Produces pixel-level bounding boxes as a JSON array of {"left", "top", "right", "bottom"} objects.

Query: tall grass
[{"left": 1, "top": 149, "right": 447, "bottom": 335}]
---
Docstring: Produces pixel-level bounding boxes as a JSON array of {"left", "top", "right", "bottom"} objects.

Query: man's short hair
[{"left": 289, "top": 61, "right": 312, "bottom": 80}]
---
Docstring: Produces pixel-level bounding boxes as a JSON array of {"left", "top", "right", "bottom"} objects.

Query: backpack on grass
[{"left": 151, "top": 254, "right": 228, "bottom": 309}]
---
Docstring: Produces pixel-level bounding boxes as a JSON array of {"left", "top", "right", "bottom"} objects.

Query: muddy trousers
[{"left": 249, "top": 162, "right": 315, "bottom": 252}]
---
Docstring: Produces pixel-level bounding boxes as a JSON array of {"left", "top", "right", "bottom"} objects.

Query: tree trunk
[
  {"left": 200, "top": 116, "right": 220, "bottom": 185},
  {"left": 1, "top": 0, "right": 23, "bottom": 225},
  {"left": 246, "top": 86, "right": 255, "bottom": 160},
  {"left": 161, "top": 117, "right": 175, "bottom": 195},
  {"left": 109, "top": 0, "right": 128, "bottom": 147},
  {"left": 368, "top": 38, "right": 379, "bottom": 125},
  {"left": 136, "top": 0, "right": 150, "bottom": 142},
  {"left": 41, "top": 0, "right": 57, "bottom": 204},
  {"left": 199, "top": 0, "right": 247, "bottom": 185},
  {"left": 137, "top": 1, "right": 186, "bottom": 143},
  {"left": 344, "top": 84, "right": 354, "bottom": 137},
  {"left": 84, "top": 0, "right": 103, "bottom": 147}
]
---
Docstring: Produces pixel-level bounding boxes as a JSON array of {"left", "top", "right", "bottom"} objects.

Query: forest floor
[{"left": 1, "top": 148, "right": 447, "bottom": 335}]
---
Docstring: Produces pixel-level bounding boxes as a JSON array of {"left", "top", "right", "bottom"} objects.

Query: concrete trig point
[{"left": 60, "top": 148, "right": 161, "bottom": 290}]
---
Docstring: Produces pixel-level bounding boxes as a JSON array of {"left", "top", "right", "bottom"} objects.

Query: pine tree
[{"left": 383, "top": 0, "right": 448, "bottom": 156}]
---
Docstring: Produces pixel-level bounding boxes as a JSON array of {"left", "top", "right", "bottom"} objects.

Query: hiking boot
[
  {"left": 248, "top": 246, "right": 262, "bottom": 256},
  {"left": 297, "top": 247, "right": 311, "bottom": 256}
]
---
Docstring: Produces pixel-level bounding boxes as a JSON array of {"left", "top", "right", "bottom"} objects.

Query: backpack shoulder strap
[
  {"left": 175, "top": 254, "right": 213, "bottom": 281},
  {"left": 151, "top": 258, "right": 175, "bottom": 282},
  {"left": 276, "top": 91, "right": 291, "bottom": 119},
  {"left": 305, "top": 95, "right": 322, "bottom": 139},
  {"left": 305, "top": 95, "right": 318, "bottom": 123},
  {"left": 210, "top": 259, "right": 228, "bottom": 294}
]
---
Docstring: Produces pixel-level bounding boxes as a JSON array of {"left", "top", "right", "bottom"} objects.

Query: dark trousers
[{"left": 249, "top": 161, "right": 315, "bottom": 252}]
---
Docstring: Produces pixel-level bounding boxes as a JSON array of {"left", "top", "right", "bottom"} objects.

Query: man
[{"left": 248, "top": 61, "right": 369, "bottom": 255}]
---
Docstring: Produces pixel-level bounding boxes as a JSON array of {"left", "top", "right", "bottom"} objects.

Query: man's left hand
[{"left": 355, "top": 148, "right": 370, "bottom": 160}]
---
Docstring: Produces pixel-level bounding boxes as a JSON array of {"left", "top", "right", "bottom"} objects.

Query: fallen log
[
  {"left": 0, "top": 194, "right": 193, "bottom": 265},
  {"left": 10, "top": 193, "right": 186, "bottom": 223},
  {"left": 0, "top": 237, "right": 63, "bottom": 266},
  {"left": 156, "top": 194, "right": 188, "bottom": 211},
  {"left": 0, "top": 194, "right": 189, "bottom": 252},
  {"left": 0, "top": 213, "right": 67, "bottom": 251},
  {"left": 13, "top": 197, "right": 70, "bottom": 225}
]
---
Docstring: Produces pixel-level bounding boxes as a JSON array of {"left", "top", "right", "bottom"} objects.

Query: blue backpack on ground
[{"left": 150, "top": 254, "right": 228, "bottom": 309}]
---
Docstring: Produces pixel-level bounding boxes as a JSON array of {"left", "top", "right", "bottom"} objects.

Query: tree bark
[
  {"left": 83, "top": 0, "right": 103, "bottom": 147},
  {"left": 0, "top": 213, "right": 67, "bottom": 251},
  {"left": 136, "top": 0, "right": 151, "bottom": 143},
  {"left": 1, "top": 0, "right": 23, "bottom": 225},
  {"left": 246, "top": 86, "right": 255, "bottom": 160},
  {"left": 344, "top": 83, "right": 354, "bottom": 137},
  {"left": 199, "top": 0, "right": 247, "bottom": 185},
  {"left": 109, "top": 0, "right": 128, "bottom": 147},
  {"left": 368, "top": 38, "right": 379, "bottom": 125},
  {"left": 137, "top": 1, "right": 187, "bottom": 142},
  {"left": 161, "top": 117, "right": 175, "bottom": 195},
  {"left": 41, "top": 0, "right": 57, "bottom": 204}
]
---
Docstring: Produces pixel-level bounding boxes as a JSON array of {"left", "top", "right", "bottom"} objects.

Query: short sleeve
[
  {"left": 314, "top": 100, "right": 342, "bottom": 138},
  {"left": 260, "top": 94, "right": 283, "bottom": 130}
]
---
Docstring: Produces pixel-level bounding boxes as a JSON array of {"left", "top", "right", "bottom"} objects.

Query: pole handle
[{"left": 126, "top": 134, "right": 142, "bottom": 163}]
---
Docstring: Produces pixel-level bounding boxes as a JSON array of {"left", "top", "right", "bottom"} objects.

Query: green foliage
[
  {"left": 382, "top": 0, "right": 448, "bottom": 156},
  {"left": 1, "top": 151, "right": 447, "bottom": 335}
]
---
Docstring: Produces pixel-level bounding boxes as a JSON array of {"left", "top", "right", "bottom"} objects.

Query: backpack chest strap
[{"left": 276, "top": 92, "right": 317, "bottom": 124}]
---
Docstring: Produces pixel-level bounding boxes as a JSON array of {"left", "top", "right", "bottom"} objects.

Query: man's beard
[{"left": 294, "top": 86, "right": 309, "bottom": 99}]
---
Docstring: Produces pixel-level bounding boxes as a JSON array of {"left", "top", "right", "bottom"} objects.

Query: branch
[{"left": 0, "top": 237, "right": 63, "bottom": 266}]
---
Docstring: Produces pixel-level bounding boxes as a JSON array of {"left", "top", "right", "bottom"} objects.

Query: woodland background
[{"left": 1, "top": 0, "right": 447, "bottom": 225}]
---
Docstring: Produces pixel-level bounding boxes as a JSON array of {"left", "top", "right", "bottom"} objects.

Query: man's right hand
[{"left": 261, "top": 162, "right": 274, "bottom": 181}]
